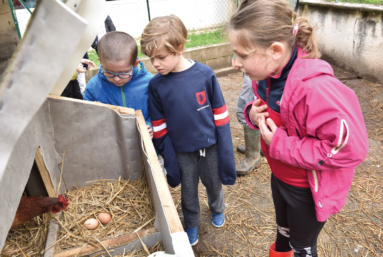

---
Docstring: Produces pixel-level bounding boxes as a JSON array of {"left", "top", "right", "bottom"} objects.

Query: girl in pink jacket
[{"left": 229, "top": 0, "right": 369, "bottom": 256}]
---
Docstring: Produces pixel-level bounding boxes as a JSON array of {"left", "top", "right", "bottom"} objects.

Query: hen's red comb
[{"left": 58, "top": 194, "right": 69, "bottom": 210}]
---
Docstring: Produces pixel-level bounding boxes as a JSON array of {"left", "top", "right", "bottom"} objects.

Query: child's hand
[
  {"left": 249, "top": 99, "right": 269, "bottom": 126},
  {"left": 258, "top": 115, "right": 277, "bottom": 146},
  {"left": 76, "top": 63, "right": 85, "bottom": 73},
  {"left": 81, "top": 59, "right": 96, "bottom": 70},
  {"left": 147, "top": 125, "right": 153, "bottom": 139}
]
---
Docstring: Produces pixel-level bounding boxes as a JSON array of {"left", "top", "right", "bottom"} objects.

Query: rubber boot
[
  {"left": 269, "top": 242, "right": 294, "bottom": 257},
  {"left": 237, "top": 144, "right": 265, "bottom": 156},
  {"left": 236, "top": 126, "right": 261, "bottom": 175}
]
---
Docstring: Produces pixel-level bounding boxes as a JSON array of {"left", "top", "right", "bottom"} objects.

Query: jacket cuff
[
  {"left": 269, "top": 128, "right": 287, "bottom": 160},
  {"left": 244, "top": 100, "right": 259, "bottom": 130}
]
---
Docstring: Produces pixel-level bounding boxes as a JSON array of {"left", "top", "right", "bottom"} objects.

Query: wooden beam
[
  {"left": 34, "top": 147, "right": 56, "bottom": 197},
  {"left": 47, "top": 95, "right": 135, "bottom": 115},
  {"left": 53, "top": 227, "right": 158, "bottom": 257},
  {"left": 135, "top": 110, "right": 183, "bottom": 233}
]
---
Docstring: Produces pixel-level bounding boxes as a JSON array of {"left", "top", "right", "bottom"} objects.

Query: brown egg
[
  {"left": 98, "top": 213, "right": 112, "bottom": 224},
  {"left": 84, "top": 218, "right": 99, "bottom": 230}
]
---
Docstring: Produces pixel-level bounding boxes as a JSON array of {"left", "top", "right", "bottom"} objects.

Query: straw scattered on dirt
[
  {"left": 169, "top": 69, "right": 383, "bottom": 256},
  {"left": 1, "top": 213, "right": 52, "bottom": 257},
  {"left": 54, "top": 175, "right": 155, "bottom": 253}
]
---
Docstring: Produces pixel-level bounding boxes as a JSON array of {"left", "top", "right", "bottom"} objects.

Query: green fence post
[
  {"left": 18, "top": 0, "right": 32, "bottom": 14},
  {"left": 146, "top": 0, "right": 151, "bottom": 21},
  {"left": 7, "top": 0, "right": 21, "bottom": 39}
]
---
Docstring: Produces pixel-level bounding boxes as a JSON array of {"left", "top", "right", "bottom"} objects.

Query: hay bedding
[
  {"left": 1, "top": 175, "right": 158, "bottom": 257},
  {"left": 1, "top": 213, "right": 52, "bottom": 257},
  {"left": 54, "top": 175, "right": 156, "bottom": 252}
]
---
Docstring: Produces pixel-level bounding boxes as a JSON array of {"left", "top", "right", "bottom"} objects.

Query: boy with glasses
[{"left": 84, "top": 31, "right": 154, "bottom": 138}]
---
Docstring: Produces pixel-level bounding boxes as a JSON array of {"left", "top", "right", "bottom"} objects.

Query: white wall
[{"left": 16, "top": 0, "right": 236, "bottom": 38}]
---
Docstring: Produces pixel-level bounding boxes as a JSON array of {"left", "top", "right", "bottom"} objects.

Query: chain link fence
[{"left": 108, "top": 0, "right": 238, "bottom": 49}]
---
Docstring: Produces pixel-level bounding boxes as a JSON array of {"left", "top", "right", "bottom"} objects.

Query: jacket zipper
[
  {"left": 120, "top": 87, "right": 126, "bottom": 107},
  {"left": 266, "top": 77, "right": 271, "bottom": 103}
]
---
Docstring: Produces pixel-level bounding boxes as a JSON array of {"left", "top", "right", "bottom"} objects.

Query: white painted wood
[
  {"left": 49, "top": 0, "right": 113, "bottom": 96},
  {"left": 0, "top": 0, "right": 86, "bottom": 248}
]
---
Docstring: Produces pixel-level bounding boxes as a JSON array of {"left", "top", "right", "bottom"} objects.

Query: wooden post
[{"left": 34, "top": 147, "right": 56, "bottom": 197}]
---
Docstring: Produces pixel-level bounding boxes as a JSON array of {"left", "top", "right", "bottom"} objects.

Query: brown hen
[{"left": 10, "top": 194, "right": 68, "bottom": 230}]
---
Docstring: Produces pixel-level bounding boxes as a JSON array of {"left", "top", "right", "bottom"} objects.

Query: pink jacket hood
[{"left": 245, "top": 48, "right": 369, "bottom": 221}]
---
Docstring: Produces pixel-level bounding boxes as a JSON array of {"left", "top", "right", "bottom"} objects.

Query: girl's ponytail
[{"left": 295, "top": 17, "right": 320, "bottom": 59}]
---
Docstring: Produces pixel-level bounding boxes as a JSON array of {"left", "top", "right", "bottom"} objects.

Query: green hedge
[{"left": 328, "top": 0, "right": 383, "bottom": 5}]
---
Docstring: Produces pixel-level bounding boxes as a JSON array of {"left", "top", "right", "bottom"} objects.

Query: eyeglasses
[{"left": 102, "top": 66, "right": 133, "bottom": 79}]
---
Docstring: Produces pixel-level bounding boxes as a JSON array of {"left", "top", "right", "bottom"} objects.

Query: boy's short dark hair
[{"left": 98, "top": 31, "right": 138, "bottom": 66}]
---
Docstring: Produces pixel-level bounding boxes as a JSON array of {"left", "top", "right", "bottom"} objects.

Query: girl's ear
[
  {"left": 134, "top": 59, "right": 141, "bottom": 68},
  {"left": 269, "top": 42, "right": 284, "bottom": 61}
]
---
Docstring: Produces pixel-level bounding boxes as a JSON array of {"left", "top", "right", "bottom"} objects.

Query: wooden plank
[
  {"left": 34, "top": 147, "right": 56, "bottom": 197},
  {"left": 135, "top": 110, "right": 183, "bottom": 233},
  {"left": 47, "top": 95, "right": 135, "bottom": 115},
  {"left": 53, "top": 227, "right": 158, "bottom": 257},
  {"left": 0, "top": 1, "right": 19, "bottom": 60}
]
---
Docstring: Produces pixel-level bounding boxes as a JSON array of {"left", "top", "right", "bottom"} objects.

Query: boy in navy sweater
[{"left": 141, "top": 15, "right": 236, "bottom": 245}]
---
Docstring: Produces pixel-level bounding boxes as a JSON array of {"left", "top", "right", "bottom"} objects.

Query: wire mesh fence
[{"left": 108, "top": 0, "right": 238, "bottom": 47}]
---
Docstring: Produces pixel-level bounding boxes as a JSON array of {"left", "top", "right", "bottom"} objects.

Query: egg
[
  {"left": 98, "top": 213, "right": 111, "bottom": 225},
  {"left": 84, "top": 218, "right": 99, "bottom": 230}
]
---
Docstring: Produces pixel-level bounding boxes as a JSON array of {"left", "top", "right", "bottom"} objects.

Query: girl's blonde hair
[
  {"left": 229, "top": 0, "right": 319, "bottom": 59},
  {"left": 140, "top": 15, "right": 188, "bottom": 57}
]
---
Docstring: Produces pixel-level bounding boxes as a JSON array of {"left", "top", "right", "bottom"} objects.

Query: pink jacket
[{"left": 244, "top": 48, "right": 369, "bottom": 222}]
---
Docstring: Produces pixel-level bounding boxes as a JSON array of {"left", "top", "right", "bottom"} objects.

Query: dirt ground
[{"left": 170, "top": 67, "right": 383, "bottom": 256}]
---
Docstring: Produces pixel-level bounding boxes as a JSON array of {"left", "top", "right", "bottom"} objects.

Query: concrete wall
[{"left": 299, "top": 0, "right": 383, "bottom": 83}]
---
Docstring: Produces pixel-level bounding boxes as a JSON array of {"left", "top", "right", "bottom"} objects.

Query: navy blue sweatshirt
[{"left": 148, "top": 61, "right": 236, "bottom": 187}]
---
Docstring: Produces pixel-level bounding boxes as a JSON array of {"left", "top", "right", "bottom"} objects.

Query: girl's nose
[{"left": 234, "top": 58, "right": 243, "bottom": 68}]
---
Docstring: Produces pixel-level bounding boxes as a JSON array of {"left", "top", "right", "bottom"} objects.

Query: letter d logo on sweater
[{"left": 196, "top": 91, "right": 206, "bottom": 105}]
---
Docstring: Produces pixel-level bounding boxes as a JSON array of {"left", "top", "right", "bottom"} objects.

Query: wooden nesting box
[
  {"left": 0, "top": 0, "right": 193, "bottom": 255},
  {"left": 1, "top": 96, "right": 194, "bottom": 256}
]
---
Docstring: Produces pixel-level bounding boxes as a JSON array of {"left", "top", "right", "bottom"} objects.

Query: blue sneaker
[
  {"left": 185, "top": 226, "right": 199, "bottom": 246},
  {"left": 211, "top": 212, "right": 225, "bottom": 227}
]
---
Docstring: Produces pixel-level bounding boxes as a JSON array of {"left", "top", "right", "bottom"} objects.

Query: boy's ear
[
  {"left": 134, "top": 59, "right": 141, "bottom": 68},
  {"left": 177, "top": 45, "right": 185, "bottom": 55}
]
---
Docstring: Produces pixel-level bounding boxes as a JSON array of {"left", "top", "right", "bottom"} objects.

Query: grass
[
  {"left": 88, "top": 28, "right": 227, "bottom": 65},
  {"left": 328, "top": 0, "right": 383, "bottom": 4}
]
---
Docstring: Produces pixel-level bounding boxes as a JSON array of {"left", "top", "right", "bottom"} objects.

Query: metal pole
[
  {"left": 18, "top": 0, "right": 32, "bottom": 14},
  {"left": 7, "top": 0, "right": 21, "bottom": 39},
  {"left": 146, "top": 0, "right": 151, "bottom": 21}
]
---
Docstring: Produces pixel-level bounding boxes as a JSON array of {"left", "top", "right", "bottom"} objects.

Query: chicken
[{"left": 10, "top": 194, "right": 68, "bottom": 230}]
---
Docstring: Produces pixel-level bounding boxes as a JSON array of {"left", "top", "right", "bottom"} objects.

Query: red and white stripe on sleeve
[
  {"left": 152, "top": 118, "right": 168, "bottom": 138},
  {"left": 213, "top": 105, "right": 229, "bottom": 126}
]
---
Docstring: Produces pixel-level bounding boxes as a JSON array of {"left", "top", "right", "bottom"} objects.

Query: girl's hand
[
  {"left": 249, "top": 99, "right": 269, "bottom": 126},
  {"left": 147, "top": 125, "right": 154, "bottom": 139},
  {"left": 258, "top": 115, "right": 277, "bottom": 146}
]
